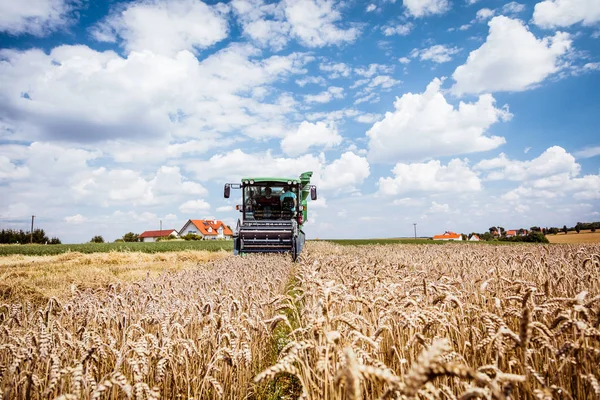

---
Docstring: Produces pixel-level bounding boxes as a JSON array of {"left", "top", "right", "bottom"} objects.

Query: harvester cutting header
[{"left": 224, "top": 171, "right": 317, "bottom": 261}]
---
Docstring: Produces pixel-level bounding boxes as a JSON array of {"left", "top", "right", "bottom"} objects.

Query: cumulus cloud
[
  {"left": 501, "top": 2, "right": 526, "bottom": 14},
  {"left": 304, "top": 86, "right": 345, "bottom": 103},
  {"left": 355, "top": 64, "right": 395, "bottom": 77},
  {"left": 0, "top": 43, "right": 310, "bottom": 145},
  {"left": 64, "top": 214, "right": 87, "bottom": 224},
  {"left": 231, "top": 0, "right": 290, "bottom": 51},
  {"left": 179, "top": 200, "right": 211, "bottom": 214},
  {"left": 475, "top": 8, "right": 495, "bottom": 22},
  {"left": 403, "top": 0, "right": 450, "bottom": 17},
  {"left": 366, "top": 78, "right": 510, "bottom": 163},
  {"left": 231, "top": 0, "right": 361, "bottom": 49},
  {"left": 284, "top": 0, "right": 360, "bottom": 47},
  {"left": 0, "top": 155, "right": 29, "bottom": 180},
  {"left": 378, "top": 158, "right": 481, "bottom": 195},
  {"left": 0, "top": 0, "right": 74, "bottom": 36},
  {"left": 90, "top": 0, "right": 229, "bottom": 56},
  {"left": 281, "top": 121, "right": 342, "bottom": 156},
  {"left": 428, "top": 201, "right": 450, "bottom": 213},
  {"left": 411, "top": 44, "right": 461, "bottom": 63},
  {"left": 382, "top": 23, "right": 414, "bottom": 36},
  {"left": 320, "top": 152, "right": 370, "bottom": 192},
  {"left": 533, "top": 0, "right": 600, "bottom": 28},
  {"left": 319, "top": 61, "right": 352, "bottom": 78},
  {"left": 183, "top": 149, "right": 323, "bottom": 182},
  {"left": 452, "top": 16, "right": 572, "bottom": 95},
  {"left": 475, "top": 146, "right": 580, "bottom": 181},
  {"left": 476, "top": 146, "right": 600, "bottom": 201}
]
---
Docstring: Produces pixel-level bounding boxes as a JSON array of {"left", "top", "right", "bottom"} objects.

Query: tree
[
  {"left": 518, "top": 228, "right": 525, "bottom": 236},
  {"left": 592, "top": 226, "right": 597, "bottom": 233},
  {"left": 575, "top": 224, "right": 581, "bottom": 234},
  {"left": 481, "top": 232, "right": 492, "bottom": 241},
  {"left": 122, "top": 232, "right": 139, "bottom": 242},
  {"left": 530, "top": 226, "right": 541, "bottom": 232},
  {"left": 90, "top": 235, "right": 104, "bottom": 243},
  {"left": 562, "top": 225, "right": 568, "bottom": 234},
  {"left": 49, "top": 237, "right": 61, "bottom": 244},
  {"left": 461, "top": 233, "right": 467, "bottom": 241}
]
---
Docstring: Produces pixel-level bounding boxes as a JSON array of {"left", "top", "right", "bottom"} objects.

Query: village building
[
  {"left": 433, "top": 231, "right": 463, "bottom": 241},
  {"left": 138, "top": 229, "right": 179, "bottom": 242},
  {"left": 179, "top": 219, "right": 233, "bottom": 240}
]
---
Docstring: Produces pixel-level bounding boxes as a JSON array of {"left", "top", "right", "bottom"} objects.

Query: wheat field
[{"left": 1, "top": 242, "right": 599, "bottom": 399}]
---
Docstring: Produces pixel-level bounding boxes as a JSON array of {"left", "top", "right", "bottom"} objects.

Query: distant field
[
  {"left": 0, "top": 240, "right": 233, "bottom": 256},
  {"left": 0, "top": 250, "right": 229, "bottom": 303},
  {"left": 323, "top": 238, "right": 439, "bottom": 245},
  {"left": 546, "top": 230, "right": 600, "bottom": 244}
]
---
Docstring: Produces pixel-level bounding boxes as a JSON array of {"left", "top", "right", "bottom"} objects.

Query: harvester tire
[{"left": 291, "top": 237, "right": 298, "bottom": 263}]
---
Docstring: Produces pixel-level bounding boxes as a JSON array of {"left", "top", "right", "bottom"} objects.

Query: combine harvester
[{"left": 224, "top": 172, "right": 317, "bottom": 261}]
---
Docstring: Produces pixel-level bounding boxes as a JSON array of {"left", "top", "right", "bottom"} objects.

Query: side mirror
[
  {"left": 224, "top": 184, "right": 230, "bottom": 199},
  {"left": 310, "top": 186, "right": 317, "bottom": 201}
]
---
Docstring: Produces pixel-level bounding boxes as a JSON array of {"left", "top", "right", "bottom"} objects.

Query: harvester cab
[{"left": 224, "top": 171, "right": 317, "bottom": 261}]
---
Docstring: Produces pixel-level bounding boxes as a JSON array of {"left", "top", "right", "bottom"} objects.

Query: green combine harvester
[{"left": 224, "top": 171, "right": 317, "bottom": 261}]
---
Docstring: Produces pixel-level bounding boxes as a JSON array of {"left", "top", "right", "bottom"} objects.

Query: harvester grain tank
[{"left": 223, "top": 172, "right": 317, "bottom": 261}]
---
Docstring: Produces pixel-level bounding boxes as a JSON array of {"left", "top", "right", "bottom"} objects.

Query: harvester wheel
[{"left": 291, "top": 237, "right": 298, "bottom": 263}]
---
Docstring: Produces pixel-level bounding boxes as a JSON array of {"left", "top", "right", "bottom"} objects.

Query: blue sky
[{"left": 0, "top": 0, "right": 599, "bottom": 243}]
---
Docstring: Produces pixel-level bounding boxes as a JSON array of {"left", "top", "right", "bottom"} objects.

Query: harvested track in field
[{"left": 1, "top": 243, "right": 599, "bottom": 399}]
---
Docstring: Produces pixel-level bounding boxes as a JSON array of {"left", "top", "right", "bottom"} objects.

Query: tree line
[{"left": 0, "top": 229, "right": 61, "bottom": 244}]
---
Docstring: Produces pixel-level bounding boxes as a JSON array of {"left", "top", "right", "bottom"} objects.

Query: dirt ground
[{"left": 546, "top": 229, "right": 600, "bottom": 244}]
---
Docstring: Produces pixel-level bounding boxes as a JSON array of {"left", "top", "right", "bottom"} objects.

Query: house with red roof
[
  {"left": 469, "top": 234, "right": 480, "bottom": 241},
  {"left": 179, "top": 219, "right": 234, "bottom": 240},
  {"left": 433, "top": 231, "right": 463, "bottom": 241},
  {"left": 139, "top": 229, "right": 179, "bottom": 242}
]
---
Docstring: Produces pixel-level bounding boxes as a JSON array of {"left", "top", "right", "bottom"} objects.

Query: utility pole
[
  {"left": 413, "top": 223, "right": 417, "bottom": 239},
  {"left": 30, "top": 215, "right": 35, "bottom": 244}
]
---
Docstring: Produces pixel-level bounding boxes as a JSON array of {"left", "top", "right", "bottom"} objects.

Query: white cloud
[
  {"left": 452, "top": 16, "right": 572, "bottom": 95},
  {"left": 231, "top": 0, "right": 290, "bottom": 51},
  {"left": 367, "top": 78, "right": 510, "bottom": 163},
  {"left": 398, "top": 57, "right": 411, "bottom": 64},
  {"left": 304, "top": 86, "right": 345, "bottom": 103},
  {"left": 179, "top": 199, "right": 211, "bottom": 214},
  {"left": 284, "top": 0, "right": 360, "bottom": 47},
  {"left": 475, "top": 8, "right": 495, "bottom": 22},
  {"left": 428, "top": 201, "right": 450, "bottom": 213},
  {"left": 319, "top": 61, "right": 352, "bottom": 78},
  {"left": 320, "top": 152, "right": 370, "bottom": 192},
  {"left": 475, "top": 146, "right": 580, "bottom": 181},
  {"left": 476, "top": 146, "right": 600, "bottom": 202},
  {"left": 183, "top": 149, "right": 323, "bottom": 182},
  {"left": 382, "top": 23, "right": 414, "bottom": 36},
  {"left": 466, "top": 0, "right": 480, "bottom": 5},
  {"left": 366, "top": 4, "right": 377, "bottom": 12},
  {"left": 216, "top": 205, "right": 234, "bottom": 212},
  {"left": 355, "top": 63, "right": 395, "bottom": 77},
  {"left": 0, "top": 0, "right": 73, "bottom": 36},
  {"left": 533, "top": 0, "right": 600, "bottom": 28},
  {"left": 0, "top": 155, "right": 29, "bottom": 180},
  {"left": 90, "top": 0, "right": 229, "bottom": 56},
  {"left": 378, "top": 158, "right": 481, "bottom": 195},
  {"left": 355, "top": 113, "right": 382, "bottom": 124},
  {"left": 0, "top": 43, "right": 310, "bottom": 145},
  {"left": 501, "top": 2, "right": 526, "bottom": 14},
  {"left": 296, "top": 76, "right": 327, "bottom": 86},
  {"left": 574, "top": 146, "right": 600, "bottom": 159},
  {"left": 412, "top": 44, "right": 461, "bottom": 63},
  {"left": 281, "top": 121, "right": 342, "bottom": 156},
  {"left": 64, "top": 214, "right": 87, "bottom": 224},
  {"left": 403, "top": 0, "right": 450, "bottom": 17}
]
